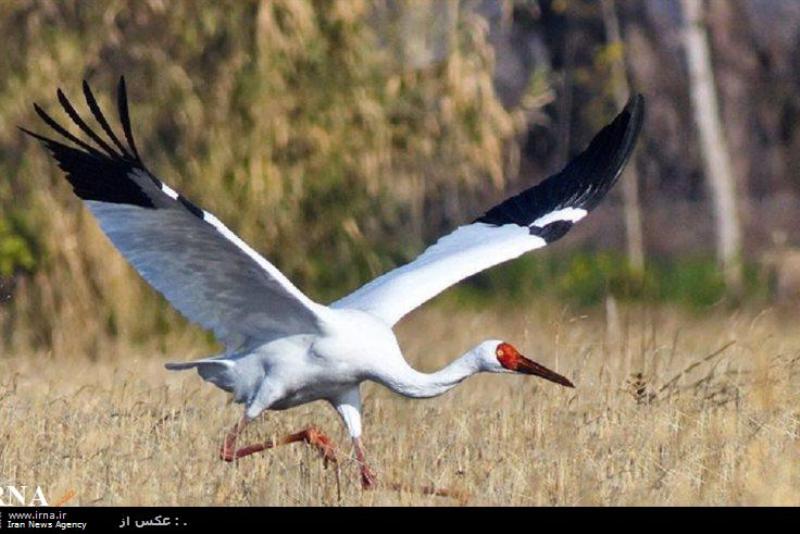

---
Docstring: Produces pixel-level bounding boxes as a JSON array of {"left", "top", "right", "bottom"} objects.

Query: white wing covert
[
  {"left": 334, "top": 95, "right": 645, "bottom": 326},
  {"left": 23, "top": 77, "right": 327, "bottom": 347}
]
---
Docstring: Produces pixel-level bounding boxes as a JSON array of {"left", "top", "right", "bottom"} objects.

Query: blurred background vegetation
[{"left": 1, "top": 0, "right": 799, "bottom": 357}]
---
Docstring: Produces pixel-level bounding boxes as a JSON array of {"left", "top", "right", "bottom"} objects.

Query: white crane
[{"left": 23, "top": 78, "right": 643, "bottom": 489}]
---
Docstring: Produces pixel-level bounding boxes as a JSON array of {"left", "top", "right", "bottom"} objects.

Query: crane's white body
[
  {"left": 170, "top": 306, "right": 505, "bottom": 439},
  {"left": 192, "top": 309, "right": 397, "bottom": 420},
  {"left": 25, "top": 78, "right": 643, "bottom": 484}
]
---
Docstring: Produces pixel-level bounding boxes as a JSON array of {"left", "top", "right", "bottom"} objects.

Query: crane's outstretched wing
[
  {"left": 22, "top": 77, "right": 328, "bottom": 347},
  {"left": 334, "top": 95, "right": 645, "bottom": 326}
]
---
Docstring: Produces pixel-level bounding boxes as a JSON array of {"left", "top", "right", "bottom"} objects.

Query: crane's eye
[{"left": 496, "top": 348, "right": 504, "bottom": 357}]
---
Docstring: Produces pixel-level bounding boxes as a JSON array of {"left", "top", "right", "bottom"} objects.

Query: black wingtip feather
[
  {"left": 23, "top": 78, "right": 157, "bottom": 209},
  {"left": 117, "top": 76, "right": 142, "bottom": 162},
  {"left": 82, "top": 79, "right": 133, "bottom": 160},
  {"left": 56, "top": 87, "right": 121, "bottom": 159},
  {"left": 19, "top": 125, "right": 52, "bottom": 144},
  {"left": 475, "top": 93, "right": 646, "bottom": 235},
  {"left": 23, "top": 126, "right": 154, "bottom": 208},
  {"left": 32, "top": 102, "right": 102, "bottom": 157}
]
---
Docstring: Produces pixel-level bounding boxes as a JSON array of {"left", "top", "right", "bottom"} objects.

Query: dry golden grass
[{"left": 1, "top": 301, "right": 799, "bottom": 506}]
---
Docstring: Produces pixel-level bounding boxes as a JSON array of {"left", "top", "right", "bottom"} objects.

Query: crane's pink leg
[
  {"left": 219, "top": 416, "right": 249, "bottom": 462},
  {"left": 353, "top": 437, "right": 377, "bottom": 489},
  {"left": 220, "top": 419, "right": 338, "bottom": 467}
]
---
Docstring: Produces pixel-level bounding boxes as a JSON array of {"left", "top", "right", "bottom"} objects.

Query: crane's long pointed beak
[{"left": 516, "top": 355, "right": 574, "bottom": 388}]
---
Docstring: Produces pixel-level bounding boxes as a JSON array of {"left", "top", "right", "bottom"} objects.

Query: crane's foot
[
  {"left": 220, "top": 417, "right": 248, "bottom": 462},
  {"left": 360, "top": 463, "right": 378, "bottom": 489},
  {"left": 219, "top": 424, "right": 339, "bottom": 468},
  {"left": 352, "top": 436, "right": 377, "bottom": 489}
]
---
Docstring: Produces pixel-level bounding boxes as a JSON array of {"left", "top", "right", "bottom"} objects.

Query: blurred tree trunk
[
  {"left": 388, "top": 0, "right": 458, "bottom": 69},
  {"left": 705, "top": 1, "right": 756, "bottom": 249},
  {"left": 681, "top": 0, "right": 743, "bottom": 292},
  {"left": 380, "top": 0, "right": 460, "bottom": 245},
  {"left": 601, "top": 0, "right": 645, "bottom": 274}
]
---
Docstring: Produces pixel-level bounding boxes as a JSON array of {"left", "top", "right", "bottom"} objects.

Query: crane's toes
[
  {"left": 304, "top": 427, "right": 338, "bottom": 468},
  {"left": 320, "top": 445, "right": 338, "bottom": 469},
  {"left": 360, "top": 465, "right": 378, "bottom": 490},
  {"left": 219, "top": 446, "right": 235, "bottom": 463}
]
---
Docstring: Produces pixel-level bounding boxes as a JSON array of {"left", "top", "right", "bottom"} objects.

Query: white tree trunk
[
  {"left": 681, "top": 0, "right": 743, "bottom": 291},
  {"left": 601, "top": 0, "right": 645, "bottom": 274}
]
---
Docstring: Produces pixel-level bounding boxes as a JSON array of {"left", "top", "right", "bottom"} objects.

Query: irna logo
[{"left": 0, "top": 485, "right": 49, "bottom": 506}]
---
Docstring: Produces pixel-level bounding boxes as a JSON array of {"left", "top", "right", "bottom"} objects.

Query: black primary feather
[
  {"left": 476, "top": 94, "right": 645, "bottom": 242},
  {"left": 56, "top": 88, "right": 121, "bottom": 159},
  {"left": 22, "top": 79, "right": 156, "bottom": 208},
  {"left": 23, "top": 78, "right": 213, "bottom": 221},
  {"left": 529, "top": 220, "right": 573, "bottom": 242},
  {"left": 82, "top": 80, "right": 134, "bottom": 160},
  {"left": 116, "top": 76, "right": 142, "bottom": 162},
  {"left": 31, "top": 135, "right": 154, "bottom": 208},
  {"left": 31, "top": 103, "right": 103, "bottom": 157}
]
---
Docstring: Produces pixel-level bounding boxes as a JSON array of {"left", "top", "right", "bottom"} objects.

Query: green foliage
[
  {"left": 455, "top": 252, "right": 767, "bottom": 311},
  {"left": 0, "top": 215, "right": 36, "bottom": 277}
]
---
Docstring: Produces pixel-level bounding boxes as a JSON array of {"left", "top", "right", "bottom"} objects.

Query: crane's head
[{"left": 474, "top": 340, "right": 574, "bottom": 388}]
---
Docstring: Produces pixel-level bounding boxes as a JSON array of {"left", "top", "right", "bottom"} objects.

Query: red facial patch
[{"left": 495, "top": 342, "right": 520, "bottom": 370}]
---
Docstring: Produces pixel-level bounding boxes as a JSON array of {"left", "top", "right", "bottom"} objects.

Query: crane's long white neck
[{"left": 378, "top": 349, "right": 482, "bottom": 399}]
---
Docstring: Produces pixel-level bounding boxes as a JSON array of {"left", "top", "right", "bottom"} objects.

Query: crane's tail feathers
[
  {"left": 165, "top": 358, "right": 239, "bottom": 395},
  {"left": 165, "top": 359, "right": 229, "bottom": 371}
]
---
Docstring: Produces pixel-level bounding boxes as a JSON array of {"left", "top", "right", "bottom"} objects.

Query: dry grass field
[{"left": 1, "top": 301, "right": 799, "bottom": 506}]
